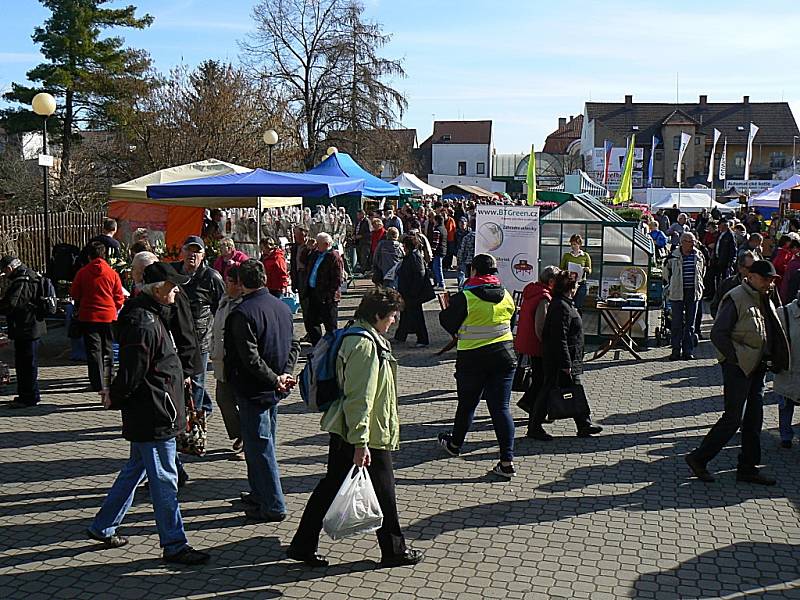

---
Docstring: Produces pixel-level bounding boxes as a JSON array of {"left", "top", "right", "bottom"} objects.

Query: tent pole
[{"left": 256, "top": 196, "right": 262, "bottom": 249}]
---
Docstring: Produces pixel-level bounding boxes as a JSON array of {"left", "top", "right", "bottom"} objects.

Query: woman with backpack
[{"left": 287, "top": 288, "right": 423, "bottom": 569}]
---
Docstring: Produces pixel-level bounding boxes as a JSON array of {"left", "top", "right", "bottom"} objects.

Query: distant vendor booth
[{"left": 539, "top": 192, "right": 656, "bottom": 347}]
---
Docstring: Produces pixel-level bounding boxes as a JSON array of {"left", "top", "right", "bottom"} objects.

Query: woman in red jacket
[
  {"left": 213, "top": 237, "right": 249, "bottom": 280},
  {"left": 513, "top": 265, "right": 559, "bottom": 439},
  {"left": 370, "top": 218, "right": 386, "bottom": 264},
  {"left": 70, "top": 241, "right": 125, "bottom": 391},
  {"left": 259, "top": 238, "right": 290, "bottom": 297}
]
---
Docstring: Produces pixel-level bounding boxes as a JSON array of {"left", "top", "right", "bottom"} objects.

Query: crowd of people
[{"left": 1, "top": 199, "right": 797, "bottom": 569}]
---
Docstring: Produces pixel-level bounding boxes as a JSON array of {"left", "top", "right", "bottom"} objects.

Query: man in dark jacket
[
  {"left": 303, "top": 233, "right": 344, "bottom": 345},
  {"left": 88, "top": 262, "right": 209, "bottom": 565},
  {"left": 710, "top": 251, "right": 754, "bottom": 317},
  {"left": 172, "top": 235, "right": 225, "bottom": 416},
  {"left": 353, "top": 210, "right": 372, "bottom": 273},
  {"left": 0, "top": 256, "right": 45, "bottom": 408},
  {"left": 714, "top": 220, "right": 737, "bottom": 284},
  {"left": 436, "top": 254, "right": 518, "bottom": 478},
  {"left": 225, "top": 259, "right": 300, "bottom": 521}
]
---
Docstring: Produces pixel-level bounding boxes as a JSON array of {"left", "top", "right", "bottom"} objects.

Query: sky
[{"left": 3, "top": 0, "right": 800, "bottom": 153}]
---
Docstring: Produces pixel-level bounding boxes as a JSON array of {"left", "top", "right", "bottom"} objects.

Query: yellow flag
[
  {"left": 526, "top": 144, "right": 536, "bottom": 205},
  {"left": 613, "top": 135, "right": 635, "bottom": 205}
]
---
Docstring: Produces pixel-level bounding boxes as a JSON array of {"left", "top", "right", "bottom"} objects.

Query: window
[
  {"left": 458, "top": 161, "right": 467, "bottom": 176},
  {"left": 655, "top": 150, "right": 663, "bottom": 161},
  {"left": 733, "top": 152, "right": 746, "bottom": 169},
  {"left": 476, "top": 161, "right": 485, "bottom": 174},
  {"left": 441, "top": 134, "right": 452, "bottom": 142},
  {"left": 673, "top": 135, "right": 681, "bottom": 150},
  {"left": 695, "top": 136, "right": 701, "bottom": 145},
  {"left": 770, "top": 152, "right": 787, "bottom": 168}
]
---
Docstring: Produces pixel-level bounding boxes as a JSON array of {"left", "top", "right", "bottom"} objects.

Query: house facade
[{"left": 581, "top": 95, "right": 800, "bottom": 189}]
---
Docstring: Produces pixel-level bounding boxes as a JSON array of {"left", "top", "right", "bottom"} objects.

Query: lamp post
[
  {"left": 263, "top": 129, "right": 278, "bottom": 170},
  {"left": 31, "top": 92, "right": 56, "bottom": 265}
]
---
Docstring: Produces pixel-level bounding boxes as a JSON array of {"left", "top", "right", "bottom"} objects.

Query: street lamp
[
  {"left": 31, "top": 92, "right": 56, "bottom": 264},
  {"left": 263, "top": 129, "right": 278, "bottom": 170}
]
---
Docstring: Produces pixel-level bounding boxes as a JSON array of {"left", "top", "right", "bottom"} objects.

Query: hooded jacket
[
  {"left": 109, "top": 293, "right": 186, "bottom": 442},
  {"left": 514, "top": 281, "right": 552, "bottom": 357},
  {"left": 71, "top": 258, "right": 125, "bottom": 323},
  {"left": 440, "top": 280, "right": 516, "bottom": 371},
  {"left": 0, "top": 265, "right": 46, "bottom": 340},
  {"left": 261, "top": 248, "right": 290, "bottom": 292}
]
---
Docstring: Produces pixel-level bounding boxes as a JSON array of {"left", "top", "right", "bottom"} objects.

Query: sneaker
[
  {"left": 436, "top": 432, "right": 460, "bottom": 457},
  {"left": 379, "top": 548, "right": 424, "bottom": 568},
  {"left": 491, "top": 462, "right": 516, "bottom": 479},
  {"left": 163, "top": 546, "right": 210, "bottom": 565},
  {"left": 87, "top": 528, "right": 129, "bottom": 548}
]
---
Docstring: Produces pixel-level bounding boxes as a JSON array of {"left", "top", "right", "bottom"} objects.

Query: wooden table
[{"left": 590, "top": 303, "right": 647, "bottom": 361}]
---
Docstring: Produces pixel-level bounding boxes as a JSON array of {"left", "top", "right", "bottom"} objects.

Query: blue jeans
[
  {"left": 670, "top": 293, "right": 698, "bottom": 355},
  {"left": 237, "top": 398, "right": 286, "bottom": 515},
  {"left": 432, "top": 256, "right": 444, "bottom": 287},
  {"left": 778, "top": 395, "right": 796, "bottom": 442},
  {"left": 452, "top": 361, "right": 516, "bottom": 462},
  {"left": 191, "top": 351, "right": 213, "bottom": 414},
  {"left": 574, "top": 281, "right": 588, "bottom": 310},
  {"left": 89, "top": 439, "right": 188, "bottom": 556},
  {"left": 457, "top": 264, "right": 470, "bottom": 290}
]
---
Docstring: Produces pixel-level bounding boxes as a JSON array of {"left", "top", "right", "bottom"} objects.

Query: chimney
[
  {"left": 625, "top": 94, "right": 633, "bottom": 105},
  {"left": 569, "top": 115, "right": 574, "bottom": 121},
  {"left": 743, "top": 95, "right": 750, "bottom": 104},
  {"left": 558, "top": 117, "right": 567, "bottom": 129},
  {"left": 699, "top": 95, "right": 707, "bottom": 105}
]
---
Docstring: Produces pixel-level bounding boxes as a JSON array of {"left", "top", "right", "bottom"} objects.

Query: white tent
[
  {"left": 748, "top": 174, "right": 800, "bottom": 208},
  {"left": 390, "top": 172, "right": 442, "bottom": 196},
  {"left": 650, "top": 192, "right": 732, "bottom": 212}
]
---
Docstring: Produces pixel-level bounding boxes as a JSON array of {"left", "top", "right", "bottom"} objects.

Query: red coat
[
  {"left": 71, "top": 258, "right": 125, "bottom": 323},
  {"left": 261, "top": 248, "right": 290, "bottom": 293},
  {"left": 514, "top": 281, "right": 551, "bottom": 357},
  {"left": 773, "top": 247, "right": 794, "bottom": 277},
  {"left": 214, "top": 249, "right": 249, "bottom": 280}
]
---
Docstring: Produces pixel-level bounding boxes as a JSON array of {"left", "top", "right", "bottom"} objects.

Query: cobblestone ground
[{"left": 1, "top": 278, "right": 800, "bottom": 599}]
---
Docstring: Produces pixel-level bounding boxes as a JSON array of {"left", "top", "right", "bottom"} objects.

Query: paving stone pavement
[{"left": 1, "top": 277, "right": 800, "bottom": 599}]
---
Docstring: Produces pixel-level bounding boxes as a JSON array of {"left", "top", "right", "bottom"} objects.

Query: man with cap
[
  {"left": 686, "top": 260, "right": 789, "bottom": 485},
  {"left": 88, "top": 262, "right": 209, "bottom": 565},
  {"left": 0, "top": 255, "right": 45, "bottom": 408},
  {"left": 224, "top": 259, "right": 300, "bottom": 521},
  {"left": 172, "top": 236, "right": 225, "bottom": 417},
  {"left": 436, "top": 254, "right": 518, "bottom": 478}
]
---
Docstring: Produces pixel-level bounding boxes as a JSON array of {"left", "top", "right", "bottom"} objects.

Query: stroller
[{"left": 654, "top": 297, "right": 672, "bottom": 346}]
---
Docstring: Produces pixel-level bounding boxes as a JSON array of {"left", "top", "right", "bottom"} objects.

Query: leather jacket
[{"left": 171, "top": 262, "right": 224, "bottom": 353}]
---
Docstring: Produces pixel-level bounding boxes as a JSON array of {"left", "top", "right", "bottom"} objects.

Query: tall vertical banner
[
  {"left": 719, "top": 137, "right": 727, "bottom": 180},
  {"left": 602, "top": 139, "right": 613, "bottom": 188},
  {"left": 613, "top": 134, "right": 635, "bottom": 205},
  {"left": 526, "top": 144, "right": 537, "bottom": 205},
  {"left": 744, "top": 122, "right": 759, "bottom": 181},
  {"left": 475, "top": 204, "right": 540, "bottom": 295},
  {"left": 647, "top": 135, "right": 659, "bottom": 186},
  {"left": 676, "top": 132, "right": 691, "bottom": 183},
  {"left": 707, "top": 128, "right": 721, "bottom": 184}
]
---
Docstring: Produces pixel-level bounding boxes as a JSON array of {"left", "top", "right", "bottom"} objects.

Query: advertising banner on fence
[{"left": 475, "top": 205, "right": 540, "bottom": 294}]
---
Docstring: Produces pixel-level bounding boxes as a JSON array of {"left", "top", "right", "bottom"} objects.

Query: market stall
[
  {"left": 539, "top": 192, "right": 656, "bottom": 345},
  {"left": 390, "top": 172, "right": 442, "bottom": 197}
]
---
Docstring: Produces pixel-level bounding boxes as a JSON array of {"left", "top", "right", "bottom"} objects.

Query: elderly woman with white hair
[
  {"left": 213, "top": 237, "right": 249, "bottom": 280},
  {"left": 303, "top": 232, "right": 345, "bottom": 345}
]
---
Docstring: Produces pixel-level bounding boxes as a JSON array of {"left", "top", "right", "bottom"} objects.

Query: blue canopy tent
[
  {"left": 304, "top": 151, "right": 399, "bottom": 219},
  {"left": 147, "top": 168, "right": 365, "bottom": 202}
]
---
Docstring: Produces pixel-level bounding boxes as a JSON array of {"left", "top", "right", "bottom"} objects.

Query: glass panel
[
  {"left": 602, "top": 227, "right": 634, "bottom": 262},
  {"left": 540, "top": 247, "right": 561, "bottom": 270},
  {"left": 545, "top": 200, "right": 596, "bottom": 221},
  {"left": 634, "top": 246, "right": 649, "bottom": 265},
  {"left": 586, "top": 224, "right": 602, "bottom": 248},
  {"left": 541, "top": 223, "right": 561, "bottom": 245}
]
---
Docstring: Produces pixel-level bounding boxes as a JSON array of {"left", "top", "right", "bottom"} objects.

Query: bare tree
[{"left": 242, "top": 0, "right": 406, "bottom": 169}]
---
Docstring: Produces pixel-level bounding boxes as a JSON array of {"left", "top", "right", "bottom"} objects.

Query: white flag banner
[
  {"left": 744, "top": 122, "right": 759, "bottom": 181},
  {"left": 676, "top": 132, "right": 692, "bottom": 183},
  {"left": 707, "top": 128, "right": 721, "bottom": 183},
  {"left": 719, "top": 137, "right": 727, "bottom": 180}
]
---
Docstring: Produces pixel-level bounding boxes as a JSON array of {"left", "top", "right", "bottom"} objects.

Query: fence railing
[{"left": 0, "top": 211, "right": 106, "bottom": 272}]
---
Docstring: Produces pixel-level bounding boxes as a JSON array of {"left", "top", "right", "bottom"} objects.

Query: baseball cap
[
  {"left": 182, "top": 235, "right": 205, "bottom": 251},
  {"left": 143, "top": 262, "right": 191, "bottom": 286},
  {"left": 748, "top": 260, "right": 777, "bottom": 278}
]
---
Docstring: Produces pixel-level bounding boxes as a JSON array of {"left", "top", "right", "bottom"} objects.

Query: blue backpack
[{"left": 299, "top": 324, "right": 383, "bottom": 412}]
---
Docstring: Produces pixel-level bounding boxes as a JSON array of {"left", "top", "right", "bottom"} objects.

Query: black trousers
[
  {"left": 83, "top": 322, "right": 114, "bottom": 392},
  {"left": 304, "top": 293, "right": 338, "bottom": 345},
  {"left": 394, "top": 302, "right": 429, "bottom": 345},
  {"left": 529, "top": 368, "right": 591, "bottom": 431},
  {"left": 290, "top": 434, "right": 406, "bottom": 559},
  {"left": 690, "top": 362, "right": 766, "bottom": 472},
  {"left": 14, "top": 338, "right": 40, "bottom": 404}
]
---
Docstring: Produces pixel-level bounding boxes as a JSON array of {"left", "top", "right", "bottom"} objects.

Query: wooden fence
[{"left": 0, "top": 211, "right": 106, "bottom": 271}]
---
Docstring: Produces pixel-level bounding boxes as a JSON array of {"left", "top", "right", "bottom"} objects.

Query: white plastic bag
[{"left": 322, "top": 466, "right": 384, "bottom": 540}]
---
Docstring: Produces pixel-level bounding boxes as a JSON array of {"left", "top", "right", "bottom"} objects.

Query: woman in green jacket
[{"left": 287, "top": 288, "right": 423, "bottom": 569}]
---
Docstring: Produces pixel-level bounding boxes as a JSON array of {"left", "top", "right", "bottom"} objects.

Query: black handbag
[
  {"left": 418, "top": 268, "right": 436, "bottom": 303},
  {"left": 546, "top": 382, "right": 590, "bottom": 420},
  {"left": 512, "top": 354, "right": 534, "bottom": 393}
]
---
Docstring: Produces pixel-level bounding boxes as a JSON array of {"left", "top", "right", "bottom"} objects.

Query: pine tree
[{"left": 1, "top": 0, "right": 153, "bottom": 182}]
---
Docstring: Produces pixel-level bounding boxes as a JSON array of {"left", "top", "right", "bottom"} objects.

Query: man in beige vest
[{"left": 686, "top": 260, "right": 789, "bottom": 485}]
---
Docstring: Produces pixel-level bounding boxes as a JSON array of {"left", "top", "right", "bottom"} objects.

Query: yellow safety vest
[{"left": 457, "top": 289, "right": 515, "bottom": 351}]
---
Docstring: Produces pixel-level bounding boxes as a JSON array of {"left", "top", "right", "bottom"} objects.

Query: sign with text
[{"left": 475, "top": 205, "right": 540, "bottom": 294}]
